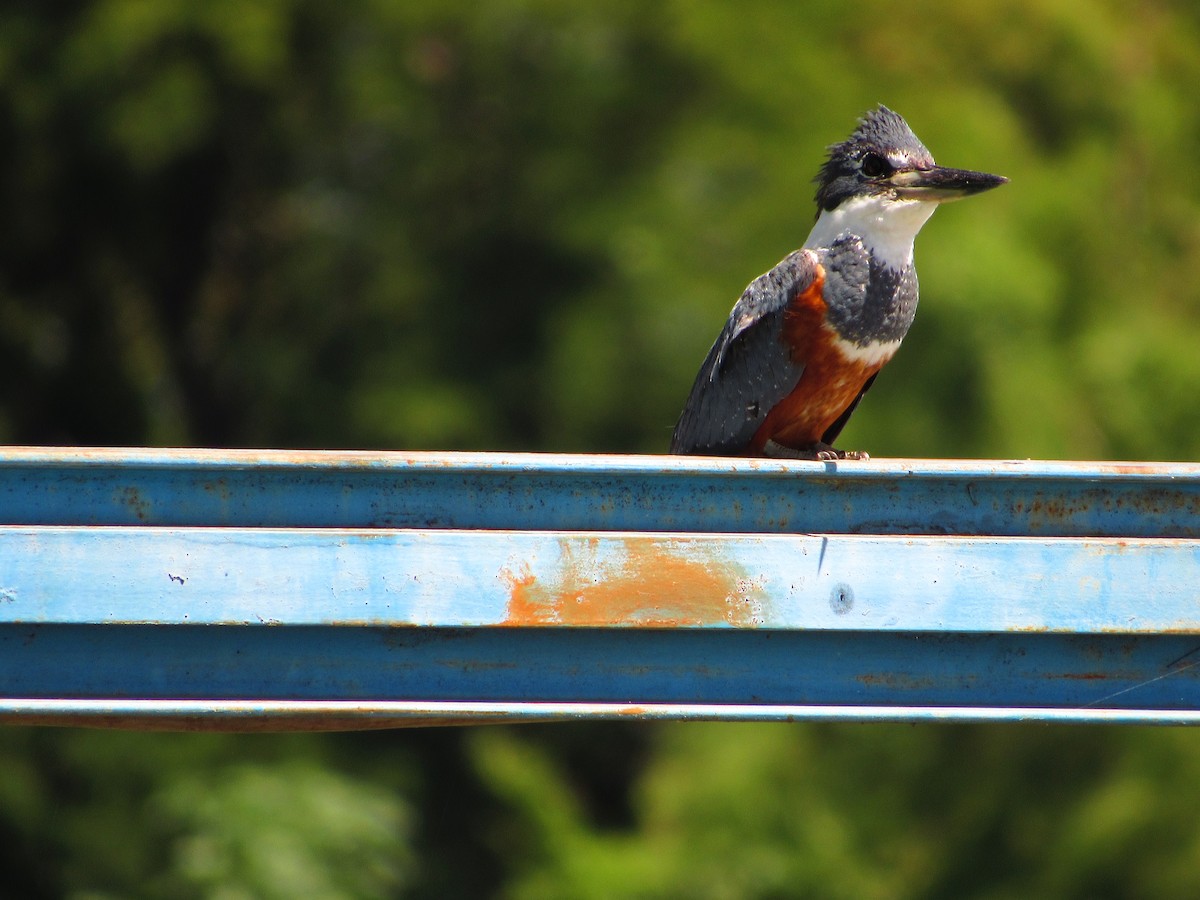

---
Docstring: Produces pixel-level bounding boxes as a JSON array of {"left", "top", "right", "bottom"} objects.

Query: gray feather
[
  {"left": 822, "top": 235, "right": 919, "bottom": 345},
  {"left": 670, "top": 250, "right": 817, "bottom": 455}
]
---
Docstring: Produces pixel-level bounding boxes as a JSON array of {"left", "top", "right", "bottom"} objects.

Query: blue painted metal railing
[{"left": 0, "top": 447, "right": 1198, "bottom": 729}]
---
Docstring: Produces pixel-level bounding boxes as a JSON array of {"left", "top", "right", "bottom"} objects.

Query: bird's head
[
  {"left": 814, "top": 106, "right": 1007, "bottom": 214},
  {"left": 804, "top": 106, "right": 1007, "bottom": 269}
]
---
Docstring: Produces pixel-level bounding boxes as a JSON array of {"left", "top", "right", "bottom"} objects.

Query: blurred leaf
[{"left": 157, "top": 760, "right": 413, "bottom": 899}]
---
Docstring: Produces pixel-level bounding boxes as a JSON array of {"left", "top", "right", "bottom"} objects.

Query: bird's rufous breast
[{"left": 748, "top": 264, "right": 895, "bottom": 453}]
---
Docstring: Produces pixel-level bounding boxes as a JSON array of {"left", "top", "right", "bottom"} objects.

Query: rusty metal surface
[
  {"left": 4, "top": 626, "right": 1200, "bottom": 727},
  {"left": 0, "top": 526, "right": 1197, "bottom": 633},
  {"left": 0, "top": 447, "right": 1197, "bottom": 536},
  {"left": 0, "top": 447, "right": 1198, "bottom": 729}
]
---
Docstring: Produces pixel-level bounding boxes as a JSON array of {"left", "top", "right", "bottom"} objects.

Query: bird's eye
[{"left": 861, "top": 153, "right": 890, "bottom": 178}]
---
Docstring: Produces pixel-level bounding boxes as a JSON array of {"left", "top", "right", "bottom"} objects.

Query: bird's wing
[{"left": 670, "top": 249, "right": 819, "bottom": 455}]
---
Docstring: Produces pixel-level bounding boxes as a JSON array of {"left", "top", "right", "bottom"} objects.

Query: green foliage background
[{"left": 2, "top": 1, "right": 1200, "bottom": 896}]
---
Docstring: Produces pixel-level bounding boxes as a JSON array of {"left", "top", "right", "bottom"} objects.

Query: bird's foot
[{"left": 763, "top": 440, "right": 870, "bottom": 461}]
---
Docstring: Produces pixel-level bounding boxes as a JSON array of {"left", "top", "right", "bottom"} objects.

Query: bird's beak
[{"left": 891, "top": 166, "right": 1008, "bottom": 202}]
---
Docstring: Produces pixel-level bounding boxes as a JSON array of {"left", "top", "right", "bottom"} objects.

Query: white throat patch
[{"left": 804, "top": 194, "right": 937, "bottom": 270}]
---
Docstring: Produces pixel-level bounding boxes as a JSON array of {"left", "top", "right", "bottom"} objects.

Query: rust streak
[
  {"left": 856, "top": 673, "right": 936, "bottom": 690},
  {"left": 118, "top": 486, "right": 150, "bottom": 521}
]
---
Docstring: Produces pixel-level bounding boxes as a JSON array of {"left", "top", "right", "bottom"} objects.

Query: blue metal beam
[
  {"left": 0, "top": 448, "right": 1197, "bottom": 729},
  {"left": 0, "top": 527, "right": 1195, "bottom": 633},
  {"left": 3, "top": 626, "right": 1199, "bottom": 717},
  {"left": 0, "top": 447, "right": 1196, "bottom": 536}
]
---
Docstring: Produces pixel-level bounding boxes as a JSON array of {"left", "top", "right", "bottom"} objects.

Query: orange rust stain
[
  {"left": 1098, "top": 625, "right": 1200, "bottom": 635},
  {"left": 1103, "top": 462, "right": 1160, "bottom": 475},
  {"left": 749, "top": 266, "right": 887, "bottom": 452},
  {"left": 502, "top": 537, "right": 765, "bottom": 627}
]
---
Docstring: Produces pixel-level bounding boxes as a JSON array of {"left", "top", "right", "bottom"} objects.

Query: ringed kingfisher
[{"left": 670, "top": 106, "right": 1006, "bottom": 460}]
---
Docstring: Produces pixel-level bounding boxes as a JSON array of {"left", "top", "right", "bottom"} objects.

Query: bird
[{"left": 670, "top": 106, "right": 1006, "bottom": 460}]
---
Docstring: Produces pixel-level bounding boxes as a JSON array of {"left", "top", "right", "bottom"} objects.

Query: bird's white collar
[{"left": 804, "top": 194, "right": 937, "bottom": 271}]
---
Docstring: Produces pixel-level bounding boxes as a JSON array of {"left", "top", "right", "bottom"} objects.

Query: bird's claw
[
  {"left": 763, "top": 440, "right": 870, "bottom": 461},
  {"left": 823, "top": 448, "right": 870, "bottom": 461},
  {"left": 814, "top": 445, "right": 870, "bottom": 461}
]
